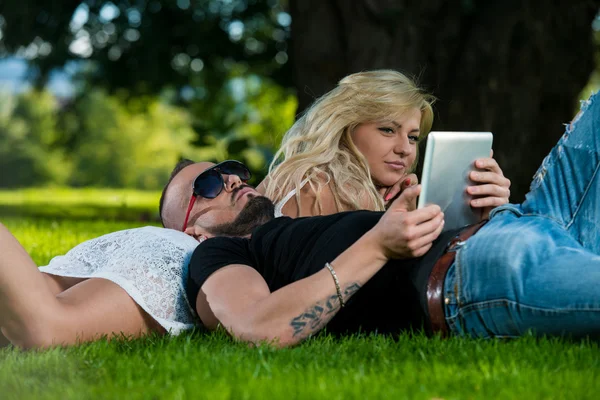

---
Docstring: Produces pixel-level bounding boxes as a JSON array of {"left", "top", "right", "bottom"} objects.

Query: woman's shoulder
[{"left": 282, "top": 176, "right": 344, "bottom": 217}]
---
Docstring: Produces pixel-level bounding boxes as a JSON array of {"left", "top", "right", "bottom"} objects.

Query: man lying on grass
[{"left": 186, "top": 93, "right": 600, "bottom": 347}]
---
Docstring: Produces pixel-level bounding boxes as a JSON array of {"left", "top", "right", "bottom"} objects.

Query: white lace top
[{"left": 39, "top": 226, "right": 200, "bottom": 335}]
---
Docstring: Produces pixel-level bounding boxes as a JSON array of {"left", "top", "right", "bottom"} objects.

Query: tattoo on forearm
[{"left": 290, "top": 282, "right": 362, "bottom": 338}]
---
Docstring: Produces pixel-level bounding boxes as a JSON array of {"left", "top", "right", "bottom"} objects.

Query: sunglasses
[{"left": 181, "top": 160, "right": 252, "bottom": 231}]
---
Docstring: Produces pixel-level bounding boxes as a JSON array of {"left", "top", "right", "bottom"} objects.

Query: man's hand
[
  {"left": 371, "top": 184, "right": 444, "bottom": 260},
  {"left": 467, "top": 153, "right": 511, "bottom": 220},
  {"left": 379, "top": 173, "right": 419, "bottom": 209}
]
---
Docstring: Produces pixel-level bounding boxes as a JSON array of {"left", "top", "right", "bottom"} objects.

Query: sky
[{"left": 0, "top": 57, "right": 75, "bottom": 97}]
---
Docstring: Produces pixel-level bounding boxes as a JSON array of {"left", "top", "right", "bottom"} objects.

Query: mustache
[
  {"left": 208, "top": 195, "right": 275, "bottom": 237},
  {"left": 231, "top": 184, "right": 253, "bottom": 205}
]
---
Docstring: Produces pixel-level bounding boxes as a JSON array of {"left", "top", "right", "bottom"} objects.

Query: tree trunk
[{"left": 289, "top": 0, "right": 600, "bottom": 201}]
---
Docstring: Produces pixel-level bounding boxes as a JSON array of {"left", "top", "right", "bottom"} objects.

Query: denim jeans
[{"left": 443, "top": 92, "right": 600, "bottom": 338}]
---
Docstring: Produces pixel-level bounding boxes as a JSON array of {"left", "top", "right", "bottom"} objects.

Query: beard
[{"left": 206, "top": 195, "right": 275, "bottom": 237}]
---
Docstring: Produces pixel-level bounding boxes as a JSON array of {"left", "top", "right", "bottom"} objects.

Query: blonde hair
[{"left": 265, "top": 69, "right": 435, "bottom": 214}]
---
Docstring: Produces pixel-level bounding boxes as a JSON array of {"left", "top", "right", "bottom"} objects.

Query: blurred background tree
[
  {"left": 67, "top": 89, "right": 199, "bottom": 188},
  {"left": 0, "top": 0, "right": 599, "bottom": 199},
  {"left": 0, "top": 90, "right": 71, "bottom": 187}
]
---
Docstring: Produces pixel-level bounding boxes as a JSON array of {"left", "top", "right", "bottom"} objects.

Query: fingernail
[
  {"left": 404, "top": 178, "right": 411, "bottom": 185},
  {"left": 385, "top": 194, "right": 392, "bottom": 201}
]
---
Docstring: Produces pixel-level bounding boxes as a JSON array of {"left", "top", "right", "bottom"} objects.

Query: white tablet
[{"left": 417, "top": 131, "right": 493, "bottom": 231}]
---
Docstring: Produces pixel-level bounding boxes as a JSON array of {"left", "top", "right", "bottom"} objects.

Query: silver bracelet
[{"left": 325, "top": 262, "right": 345, "bottom": 308}]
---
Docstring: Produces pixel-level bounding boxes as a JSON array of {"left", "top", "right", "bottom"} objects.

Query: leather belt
[{"left": 426, "top": 220, "right": 488, "bottom": 337}]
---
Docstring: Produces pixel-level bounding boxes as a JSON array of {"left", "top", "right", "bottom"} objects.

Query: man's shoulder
[
  {"left": 258, "top": 211, "right": 383, "bottom": 241},
  {"left": 299, "top": 210, "right": 384, "bottom": 225},
  {"left": 193, "top": 236, "right": 248, "bottom": 253},
  {"left": 190, "top": 235, "right": 253, "bottom": 265}
]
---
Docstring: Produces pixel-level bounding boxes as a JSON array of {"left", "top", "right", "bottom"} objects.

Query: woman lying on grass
[{"left": 262, "top": 70, "right": 511, "bottom": 218}]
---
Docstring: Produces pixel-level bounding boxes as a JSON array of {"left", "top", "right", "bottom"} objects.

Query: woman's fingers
[
  {"left": 383, "top": 173, "right": 419, "bottom": 204},
  {"left": 469, "top": 153, "right": 511, "bottom": 217},
  {"left": 469, "top": 170, "right": 510, "bottom": 186},
  {"left": 474, "top": 157, "right": 503, "bottom": 174},
  {"left": 468, "top": 182, "right": 510, "bottom": 209},
  {"left": 384, "top": 184, "right": 402, "bottom": 203},
  {"left": 467, "top": 183, "right": 511, "bottom": 198},
  {"left": 470, "top": 195, "right": 508, "bottom": 208}
]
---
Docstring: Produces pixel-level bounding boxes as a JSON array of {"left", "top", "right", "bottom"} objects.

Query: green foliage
[
  {"left": 0, "top": 76, "right": 295, "bottom": 189},
  {"left": 580, "top": 28, "right": 600, "bottom": 101},
  {"left": 0, "top": 78, "right": 294, "bottom": 189},
  {"left": 0, "top": 88, "right": 210, "bottom": 190},
  {"left": 0, "top": 0, "right": 292, "bottom": 96},
  {"left": 0, "top": 2, "right": 296, "bottom": 189},
  {"left": 191, "top": 75, "right": 297, "bottom": 183},
  {"left": 0, "top": 90, "right": 72, "bottom": 188},
  {"left": 68, "top": 89, "right": 199, "bottom": 189}
]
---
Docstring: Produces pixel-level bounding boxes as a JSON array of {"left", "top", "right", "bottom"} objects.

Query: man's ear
[{"left": 184, "top": 225, "right": 213, "bottom": 242}]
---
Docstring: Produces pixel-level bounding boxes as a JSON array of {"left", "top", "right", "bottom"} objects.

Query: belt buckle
[{"left": 446, "top": 239, "right": 466, "bottom": 253}]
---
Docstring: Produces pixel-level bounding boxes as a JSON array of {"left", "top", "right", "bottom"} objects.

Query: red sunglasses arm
[{"left": 181, "top": 196, "right": 197, "bottom": 231}]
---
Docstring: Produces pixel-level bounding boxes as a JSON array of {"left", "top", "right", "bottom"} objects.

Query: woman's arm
[{"left": 195, "top": 186, "right": 445, "bottom": 347}]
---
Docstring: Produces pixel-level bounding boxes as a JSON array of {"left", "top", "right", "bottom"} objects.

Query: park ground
[{"left": 0, "top": 188, "right": 598, "bottom": 400}]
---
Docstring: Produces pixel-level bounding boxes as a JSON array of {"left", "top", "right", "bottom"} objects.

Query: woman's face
[{"left": 350, "top": 108, "right": 421, "bottom": 187}]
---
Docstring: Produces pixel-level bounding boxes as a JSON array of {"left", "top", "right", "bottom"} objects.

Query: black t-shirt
[{"left": 187, "top": 211, "right": 458, "bottom": 335}]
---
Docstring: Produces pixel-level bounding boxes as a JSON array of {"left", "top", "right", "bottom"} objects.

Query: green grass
[
  {"left": 2, "top": 332, "right": 598, "bottom": 400},
  {"left": 0, "top": 188, "right": 599, "bottom": 399},
  {"left": 0, "top": 187, "right": 161, "bottom": 222}
]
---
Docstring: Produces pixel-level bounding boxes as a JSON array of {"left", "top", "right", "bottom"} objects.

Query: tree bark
[{"left": 289, "top": 0, "right": 600, "bottom": 201}]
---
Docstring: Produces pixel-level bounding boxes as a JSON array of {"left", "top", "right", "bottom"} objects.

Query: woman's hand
[
  {"left": 468, "top": 154, "right": 511, "bottom": 220},
  {"left": 380, "top": 173, "right": 419, "bottom": 210}
]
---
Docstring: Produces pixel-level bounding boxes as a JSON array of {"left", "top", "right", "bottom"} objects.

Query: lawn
[{"left": 0, "top": 189, "right": 598, "bottom": 399}]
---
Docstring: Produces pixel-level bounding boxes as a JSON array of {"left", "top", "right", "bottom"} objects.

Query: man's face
[
  {"left": 201, "top": 195, "right": 275, "bottom": 237},
  {"left": 162, "top": 162, "right": 274, "bottom": 237}
]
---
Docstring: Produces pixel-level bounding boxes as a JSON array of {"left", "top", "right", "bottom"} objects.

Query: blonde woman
[{"left": 261, "top": 70, "right": 510, "bottom": 218}]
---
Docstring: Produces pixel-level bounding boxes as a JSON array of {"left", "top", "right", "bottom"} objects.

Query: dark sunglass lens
[
  {"left": 219, "top": 161, "right": 251, "bottom": 181},
  {"left": 193, "top": 170, "right": 223, "bottom": 198}
]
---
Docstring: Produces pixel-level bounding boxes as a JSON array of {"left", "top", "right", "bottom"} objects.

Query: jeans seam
[
  {"left": 458, "top": 298, "right": 600, "bottom": 313},
  {"left": 512, "top": 211, "right": 565, "bottom": 226},
  {"left": 563, "top": 92, "right": 599, "bottom": 229},
  {"left": 566, "top": 158, "right": 600, "bottom": 230},
  {"left": 494, "top": 207, "right": 572, "bottom": 232}
]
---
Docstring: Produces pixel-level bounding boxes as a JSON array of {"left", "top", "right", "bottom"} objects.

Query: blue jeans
[{"left": 444, "top": 92, "right": 600, "bottom": 338}]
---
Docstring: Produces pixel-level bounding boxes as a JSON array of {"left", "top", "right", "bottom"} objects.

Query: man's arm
[
  {"left": 196, "top": 229, "right": 383, "bottom": 347},
  {"left": 196, "top": 185, "right": 445, "bottom": 347}
]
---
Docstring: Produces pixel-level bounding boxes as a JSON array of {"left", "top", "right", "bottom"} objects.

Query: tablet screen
[{"left": 417, "top": 131, "right": 493, "bottom": 231}]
